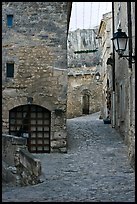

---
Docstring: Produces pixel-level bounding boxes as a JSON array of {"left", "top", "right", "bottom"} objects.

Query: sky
[{"left": 69, "top": 2, "right": 112, "bottom": 31}]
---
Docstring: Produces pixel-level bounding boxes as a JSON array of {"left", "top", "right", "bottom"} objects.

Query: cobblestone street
[{"left": 2, "top": 112, "right": 135, "bottom": 202}]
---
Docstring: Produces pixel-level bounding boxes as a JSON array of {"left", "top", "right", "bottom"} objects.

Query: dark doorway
[
  {"left": 9, "top": 104, "right": 51, "bottom": 153},
  {"left": 82, "top": 94, "right": 89, "bottom": 114}
]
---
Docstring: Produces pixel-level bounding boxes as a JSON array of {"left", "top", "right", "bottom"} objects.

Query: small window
[
  {"left": 6, "top": 63, "right": 14, "bottom": 77},
  {"left": 7, "top": 15, "right": 13, "bottom": 27}
]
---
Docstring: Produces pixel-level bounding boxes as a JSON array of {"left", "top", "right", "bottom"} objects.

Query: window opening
[
  {"left": 7, "top": 15, "right": 13, "bottom": 27},
  {"left": 120, "top": 83, "right": 125, "bottom": 121},
  {"left": 6, "top": 63, "right": 14, "bottom": 78}
]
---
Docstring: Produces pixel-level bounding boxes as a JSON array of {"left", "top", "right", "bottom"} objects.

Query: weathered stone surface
[
  {"left": 16, "top": 149, "right": 41, "bottom": 185},
  {"left": 2, "top": 113, "right": 135, "bottom": 202},
  {"left": 112, "top": 2, "right": 135, "bottom": 169},
  {"left": 2, "top": 134, "right": 27, "bottom": 166},
  {"left": 67, "top": 67, "right": 103, "bottom": 118},
  {"left": 67, "top": 28, "right": 101, "bottom": 67},
  {"left": 2, "top": 161, "right": 17, "bottom": 184},
  {"left": 2, "top": 2, "right": 69, "bottom": 152},
  {"left": 2, "top": 134, "right": 42, "bottom": 186}
]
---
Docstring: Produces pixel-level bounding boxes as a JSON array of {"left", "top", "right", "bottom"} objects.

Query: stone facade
[
  {"left": 2, "top": 2, "right": 72, "bottom": 153},
  {"left": 67, "top": 27, "right": 103, "bottom": 119},
  {"left": 67, "top": 28, "right": 101, "bottom": 68},
  {"left": 96, "top": 11, "right": 112, "bottom": 120},
  {"left": 96, "top": 3, "right": 135, "bottom": 168},
  {"left": 67, "top": 67, "right": 103, "bottom": 119},
  {"left": 113, "top": 2, "right": 135, "bottom": 168}
]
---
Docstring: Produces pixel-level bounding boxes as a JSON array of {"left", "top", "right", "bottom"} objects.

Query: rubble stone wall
[
  {"left": 67, "top": 67, "right": 103, "bottom": 118},
  {"left": 114, "top": 2, "right": 135, "bottom": 168},
  {"left": 2, "top": 134, "right": 41, "bottom": 186},
  {"left": 67, "top": 28, "right": 101, "bottom": 68},
  {"left": 2, "top": 2, "right": 69, "bottom": 152}
]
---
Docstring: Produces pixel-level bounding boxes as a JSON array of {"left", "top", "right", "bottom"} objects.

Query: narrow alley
[{"left": 2, "top": 112, "right": 135, "bottom": 202}]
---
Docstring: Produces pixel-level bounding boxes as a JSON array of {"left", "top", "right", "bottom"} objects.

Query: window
[
  {"left": 7, "top": 15, "right": 13, "bottom": 27},
  {"left": 6, "top": 63, "right": 14, "bottom": 77},
  {"left": 120, "top": 83, "right": 125, "bottom": 121}
]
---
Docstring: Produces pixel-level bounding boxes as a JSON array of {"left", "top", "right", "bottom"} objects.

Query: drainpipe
[{"left": 112, "top": 2, "right": 115, "bottom": 128}]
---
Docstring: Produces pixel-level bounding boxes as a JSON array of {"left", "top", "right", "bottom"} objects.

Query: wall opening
[
  {"left": 82, "top": 94, "right": 89, "bottom": 114},
  {"left": 9, "top": 104, "right": 51, "bottom": 153}
]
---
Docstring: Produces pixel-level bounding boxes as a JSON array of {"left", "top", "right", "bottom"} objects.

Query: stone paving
[{"left": 2, "top": 112, "right": 135, "bottom": 202}]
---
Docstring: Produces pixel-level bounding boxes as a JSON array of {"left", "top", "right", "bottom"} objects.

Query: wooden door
[{"left": 9, "top": 105, "right": 51, "bottom": 153}]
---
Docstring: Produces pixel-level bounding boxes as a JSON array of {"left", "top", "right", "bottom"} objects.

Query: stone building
[
  {"left": 67, "top": 28, "right": 101, "bottom": 68},
  {"left": 67, "top": 27, "right": 103, "bottom": 119},
  {"left": 112, "top": 2, "right": 135, "bottom": 168},
  {"left": 96, "top": 3, "right": 135, "bottom": 168},
  {"left": 67, "top": 67, "right": 103, "bottom": 119},
  {"left": 2, "top": 2, "right": 72, "bottom": 153},
  {"left": 96, "top": 11, "right": 112, "bottom": 120}
]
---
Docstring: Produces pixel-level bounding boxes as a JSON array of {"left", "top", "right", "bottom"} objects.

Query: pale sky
[{"left": 69, "top": 2, "right": 112, "bottom": 31}]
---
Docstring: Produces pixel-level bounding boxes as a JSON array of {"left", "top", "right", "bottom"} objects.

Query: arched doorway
[
  {"left": 82, "top": 94, "right": 90, "bottom": 114},
  {"left": 9, "top": 104, "right": 51, "bottom": 153}
]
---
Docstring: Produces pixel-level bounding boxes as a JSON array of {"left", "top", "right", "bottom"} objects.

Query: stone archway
[{"left": 9, "top": 104, "right": 51, "bottom": 153}]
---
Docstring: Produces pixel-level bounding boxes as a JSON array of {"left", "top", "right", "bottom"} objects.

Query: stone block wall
[
  {"left": 67, "top": 67, "right": 103, "bottom": 118},
  {"left": 2, "top": 134, "right": 27, "bottom": 166},
  {"left": 67, "top": 28, "right": 101, "bottom": 68},
  {"left": 15, "top": 148, "right": 42, "bottom": 186},
  {"left": 2, "top": 134, "right": 42, "bottom": 186},
  {"left": 2, "top": 2, "right": 69, "bottom": 152},
  {"left": 113, "top": 2, "right": 135, "bottom": 168},
  {"left": 96, "top": 11, "right": 112, "bottom": 120}
]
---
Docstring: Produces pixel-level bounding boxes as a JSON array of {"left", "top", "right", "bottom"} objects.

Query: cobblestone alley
[{"left": 2, "top": 112, "right": 135, "bottom": 202}]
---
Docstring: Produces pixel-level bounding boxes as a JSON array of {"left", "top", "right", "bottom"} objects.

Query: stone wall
[
  {"left": 96, "top": 11, "right": 112, "bottom": 120},
  {"left": 2, "top": 134, "right": 27, "bottom": 166},
  {"left": 67, "top": 67, "right": 103, "bottom": 118},
  {"left": 67, "top": 28, "right": 101, "bottom": 68},
  {"left": 113, "top": 2, "right": 135, "bottom": 168},
  {"left": 2, "top": 134, "right": 41, "bottom": 186},
  {"left": 15, "top": 148, "right": 42, "bottom": 186},
  {"left": 2, "top": 2, "right": 69, "bottom": 152}
]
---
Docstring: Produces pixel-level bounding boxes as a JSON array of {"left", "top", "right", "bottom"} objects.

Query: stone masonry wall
[
  {"left": 67, "top": 67, "right": 103, "bottom": 118},
  {"left": 2, "top": 2, "right": 69, "bottom": 152},
  {"left": 2, "top": 134, "right": 41, "bottom": 186},
  {"left": 114, "top": 2, "right": 135, "bottom": 168},
  {"left": 67, "top": 28, "right": 101, "bottom": 68}
]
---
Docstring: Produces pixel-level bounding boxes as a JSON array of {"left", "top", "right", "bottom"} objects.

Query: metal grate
[{"left": 9, "top": 104, "right": 51, "bottom": 153}]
